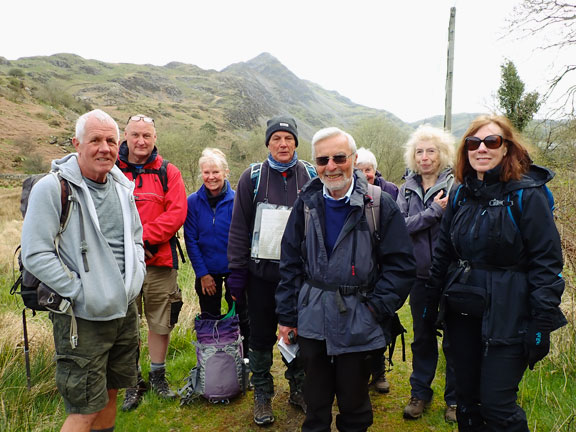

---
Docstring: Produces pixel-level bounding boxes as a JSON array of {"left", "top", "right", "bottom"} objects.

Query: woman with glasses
[
  {"left": 396, "top": 125, "right": 458, "bottom": 422},
  {"left": 184, "top": 148, "right": 249, "bottom": 354},
  {"left": 425, "top": 115, "right": 566, "bottom": 431}
]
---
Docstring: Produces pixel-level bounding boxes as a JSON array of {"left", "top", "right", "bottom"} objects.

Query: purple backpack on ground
[{"left": 179, "top": 305, "right": 248, "bottom": 404}]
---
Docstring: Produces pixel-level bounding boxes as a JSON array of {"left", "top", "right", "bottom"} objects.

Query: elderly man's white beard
[{"left": 319, "top": 169, "right": 353, "bottom": 195}]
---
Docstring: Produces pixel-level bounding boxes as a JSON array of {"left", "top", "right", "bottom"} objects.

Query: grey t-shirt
[{"left": 84, "top": 175, "right": 125, "bottom": 277}]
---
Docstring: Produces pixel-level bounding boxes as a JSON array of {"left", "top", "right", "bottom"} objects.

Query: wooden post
[{"left": 444, "top": 7, "right": 456, "bottom": 132}]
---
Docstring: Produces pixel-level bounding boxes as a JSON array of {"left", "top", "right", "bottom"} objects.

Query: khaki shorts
[
  {"left": 51, "top": 302, "right": 139, "bottom": 415},
  {"left": 138, "top": 266, "right": 182, "bottom": 335}
]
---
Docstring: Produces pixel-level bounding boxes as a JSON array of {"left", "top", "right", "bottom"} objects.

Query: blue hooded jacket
[{"left": 184, "top": 180, "right": 235, "bottom": 277}]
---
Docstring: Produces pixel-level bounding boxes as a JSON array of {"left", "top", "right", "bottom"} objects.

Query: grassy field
[{"left": 1, "top": 180, "right": 575, "bottom": 431}]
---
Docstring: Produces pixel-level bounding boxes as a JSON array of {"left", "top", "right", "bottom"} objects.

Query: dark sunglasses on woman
[{"left": 465, "top": 135, "right": 509, "bottom": 151}]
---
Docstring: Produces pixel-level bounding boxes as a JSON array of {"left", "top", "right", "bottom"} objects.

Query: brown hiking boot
[
  {"left": 121, "top": 374, "right": 148, "bottom": 411},
  {"left": 289, "top": 391, "right": 307, "bottom": 414},
  {"left": 372, "top": 373, "right": 390, "bottom": 394},
  {"left": 445, "top": 404, "right": 457, "bottom": 423},
  {"left": 403, "top": 397, "right": 429, "bottom": 419},
  {"left": 149, "top": 369, "right": 177, "bottom": 399},
  {"left": 253, "top": 392, "right": 274, "bottom": 426}
]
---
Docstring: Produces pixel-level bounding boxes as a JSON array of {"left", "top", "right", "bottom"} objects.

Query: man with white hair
[
  {"left": 21, "top": 109, "right": 146, "bottom": 432},
  {"left": 276, "top": 127, "right": 416, "bottom": 431}
]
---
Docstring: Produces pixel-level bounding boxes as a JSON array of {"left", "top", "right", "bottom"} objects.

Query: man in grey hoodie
[{"left": 21, "top": 109, "right": 146, "bottom": 432}]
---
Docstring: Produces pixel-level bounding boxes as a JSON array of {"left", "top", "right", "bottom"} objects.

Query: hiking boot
[
  {"left": 445, "top": 404, "right": 457, "bottom": 423},
  {"left": 253, "top": 392, "right": 274, "bottom": 426},
  {"left": 121, "top": 375, "right": 148, "bottom": 411},
  {"left": 289, "top": 391, "right": 307, "bottom": 414},
  {"left": 372, "top": 373, "right": 390, "bottom": 394},
  {"left": 403, "top": 397, "right": 429, "bottom": 419},
  {"left": 149, "top": 369, "right": 177, "bottom": 399}
]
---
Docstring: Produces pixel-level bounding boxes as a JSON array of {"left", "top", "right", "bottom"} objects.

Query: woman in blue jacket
[{"left": 184, "top": 148, "right": 237, "bottom": 316}]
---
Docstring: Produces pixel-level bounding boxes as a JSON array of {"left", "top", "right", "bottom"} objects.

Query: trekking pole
[{"left": 22, "top": 308, "right": 32, "bottom": 390}]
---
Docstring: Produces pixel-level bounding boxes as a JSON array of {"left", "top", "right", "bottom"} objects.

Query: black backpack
[
  {"left": 117, "top": 159, "right": 186, "bottom": 265},
  {"left": 11, "top": 172, "right": 81, "bottom": 388},
  {"left": 11, "top": 172, "right": 77, "bottom": 312}
]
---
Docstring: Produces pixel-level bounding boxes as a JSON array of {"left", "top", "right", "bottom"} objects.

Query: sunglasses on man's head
[
  {"left": 127, "top": 115, "right": 154, "bottom": 125},
  {"left": 465, "top": 135, "right": 508, "bottom": 151},
  {"left": 315, "top": 153, "right": 355, "bottom": 167}
]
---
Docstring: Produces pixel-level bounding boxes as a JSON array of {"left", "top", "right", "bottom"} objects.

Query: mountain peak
[{"left": 246, "top": 52, "right": 281, "bottom": 65}]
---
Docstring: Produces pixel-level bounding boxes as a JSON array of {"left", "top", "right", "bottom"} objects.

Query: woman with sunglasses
[
  {"left": 396, "top": 125, "right": 457, "bottom": 422},
  {"left": 425, "top": 115, "right": 566, "bottom": 431}
]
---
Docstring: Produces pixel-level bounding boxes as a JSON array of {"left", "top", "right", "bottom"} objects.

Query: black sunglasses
[
  {"left": 315, "top": 152, "right": 355, "bottom": 167},
  {"left": 127, "top": 115, "right": 154, "bottom": 125},
  {"left": 465, "top": 135, "right": 508, "bottom": 151}
]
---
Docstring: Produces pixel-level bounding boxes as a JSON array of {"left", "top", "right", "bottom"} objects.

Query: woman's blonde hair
[{"left": 403, "top": 124, "right": 455, "bottom": 174}]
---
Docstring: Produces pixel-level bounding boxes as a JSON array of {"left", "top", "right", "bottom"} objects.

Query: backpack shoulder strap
[
  {"left": 508, "top": 185, "right": 555, "bottom": 232},
  {"left": 299, "top": 160, "right": 317, "bottom": 179},
  {"left": 54, "top": 173, "right": 72, "bottom": 230},
  {"left": 118, "top": 159, "right": 170, "bottom": 193},
  {"left": 365, "top": 184, "right": 381, "bottom": 237},
  {"left": 250, "top": 162, "right": 263, "bottom": 201},
  {"left": 451, "top": 184, "right": 465, "bottom": 210},
  {"left": 157, "top": 159, "right": 170, "bottom": 193}
]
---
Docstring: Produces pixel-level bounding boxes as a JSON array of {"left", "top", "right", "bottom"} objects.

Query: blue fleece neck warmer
[{"left": 268, "top": 152, "right": 298, "bottom": 172}]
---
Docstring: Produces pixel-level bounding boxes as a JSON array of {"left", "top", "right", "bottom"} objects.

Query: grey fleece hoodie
[{"left": 21, "top": 154, "right": 146, "bottom": 321}]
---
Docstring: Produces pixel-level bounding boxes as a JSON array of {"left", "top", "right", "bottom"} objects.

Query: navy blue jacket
[
  {"left": 428, "top": 165, "right": 566, "bottom": 345},
  {"left": 277, "top": 171, "right": 416, "bottom": 355},
  {"left": 184, "top": 181, "right": 235, "bottom": 277}
]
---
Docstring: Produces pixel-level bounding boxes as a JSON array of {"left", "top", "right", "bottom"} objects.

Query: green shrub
[{"left": 8, "top": 68, "right": 24, "bottom": 78}]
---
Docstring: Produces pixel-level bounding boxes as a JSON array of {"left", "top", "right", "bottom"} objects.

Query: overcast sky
[{"left": 2, "top": 0, "right": 573, "bottom": 123}]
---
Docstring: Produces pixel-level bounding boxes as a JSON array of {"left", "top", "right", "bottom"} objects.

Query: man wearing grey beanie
[{"left": 227, "top": 115, "right": 315, "bottom": 426}]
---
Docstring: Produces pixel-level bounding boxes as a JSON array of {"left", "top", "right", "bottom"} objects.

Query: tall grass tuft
[{"left": 0, "top": 311, "right": 62, "bottom": 432}]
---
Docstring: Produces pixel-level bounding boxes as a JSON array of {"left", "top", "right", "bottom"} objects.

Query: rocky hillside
[{"left": 0, "top": 52, "right": 404, "bottom": 172}]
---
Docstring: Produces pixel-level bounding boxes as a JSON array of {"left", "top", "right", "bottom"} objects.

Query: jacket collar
[{"left": 118, "top": 141, "right": 158, "bottom": 167}]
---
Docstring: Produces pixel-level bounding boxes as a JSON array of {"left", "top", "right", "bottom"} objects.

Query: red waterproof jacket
[{"left": 117, "top": 143, "right": 187, "bottom": 268}]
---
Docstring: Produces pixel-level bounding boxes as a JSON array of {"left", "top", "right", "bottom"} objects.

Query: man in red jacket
[{"left": 116, "top": 114, "right": 187, "bottom": 411}]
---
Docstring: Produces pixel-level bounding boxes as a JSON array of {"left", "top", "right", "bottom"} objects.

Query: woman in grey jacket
[{"left": 396, "top": 125, "right": 458, "bottom": 422}]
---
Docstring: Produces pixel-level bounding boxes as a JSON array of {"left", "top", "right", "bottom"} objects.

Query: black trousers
[
  {"left": 194, "top": 273, "right": 232, "bottom": 316},
  {"left": 246, "top": 273, "right": 304, "bottom": 394},
  {"left": 195, "top": 273, "right": 250, "bottom": 357},
  {"left": 299, "top": 337, "right": 373, "bottom": 432},
  {"left": 446, "top": 312, "right": 529, "bottom": 432},
  {"left": 246, "top": 274, "right": 279, "bottom": 351}
]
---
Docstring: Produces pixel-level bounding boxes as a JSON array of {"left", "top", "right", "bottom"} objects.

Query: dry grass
[
  {"left": 0, "top": 187, "right": 22, "bottom": 275},
  {"left": 0, "top": 310, "right": 53, "bottom": 353}
]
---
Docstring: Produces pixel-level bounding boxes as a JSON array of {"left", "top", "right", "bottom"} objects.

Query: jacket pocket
[
  {"left": 444, "top": 283, "right": 486, "bottom": 318},
  {"left": 335, "top": 296, "right": 383, "bottom": 348}
]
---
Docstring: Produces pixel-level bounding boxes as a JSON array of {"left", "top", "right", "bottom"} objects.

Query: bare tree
[{"left": 507, "top": 0, "right": 576, "bottom": 114}]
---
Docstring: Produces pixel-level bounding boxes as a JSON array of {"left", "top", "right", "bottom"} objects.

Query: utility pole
[{"left": 444, "top": 7, "right": 456, "bottom": 132}]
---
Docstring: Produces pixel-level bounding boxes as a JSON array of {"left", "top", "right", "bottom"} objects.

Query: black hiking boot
[
  {"left": 149, "top": 369, "right": 177, "bottom": 399},
  {"left": 122, "top": 373, "right": 148, "bottom": 411},
  {"left": 289, "top": 390, "right": 307, "bottom": 414}
]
